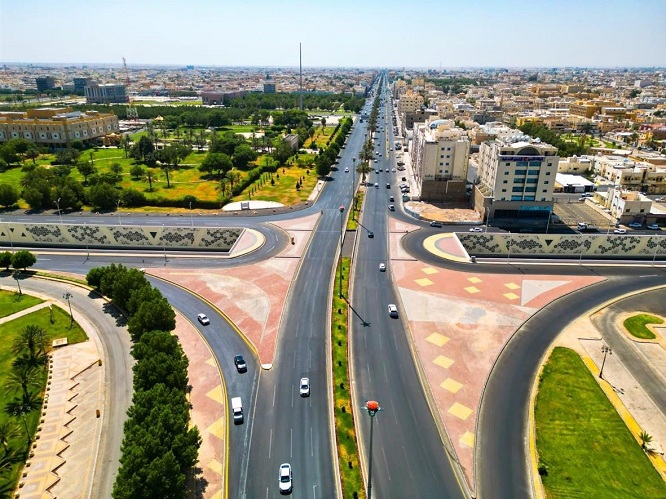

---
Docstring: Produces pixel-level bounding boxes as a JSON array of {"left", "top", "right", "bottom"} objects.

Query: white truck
[{"left": 231, "top": 397, "right": 243, "bottom": 424}]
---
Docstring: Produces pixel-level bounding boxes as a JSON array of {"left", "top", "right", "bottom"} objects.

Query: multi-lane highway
[{"left": 3, "top": 74, "right": 665, "bottom": 499}]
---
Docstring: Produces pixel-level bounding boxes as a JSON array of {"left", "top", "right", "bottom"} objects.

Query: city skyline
[{"left": 1, "top": 0, "right": 665, "bottom": 68}]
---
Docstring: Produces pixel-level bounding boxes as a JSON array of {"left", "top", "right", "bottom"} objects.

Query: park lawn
[
  {"left": 232, "top": 163, "right": 318, "bottom": 205},
  {"left": 305, "top": 127, "right": 331, "bottom": 148},
  {"left": 535, "top": 347, "right": 665, "bottom": 498},
  {"left": 0, "top": 289, "right": 44, "bottom": 318},
  {"left": 623, "top": 314, "right": 662, "bottom": 340},
  {"left": 0, "top": 304, "right": 88, "bottom": 493}
]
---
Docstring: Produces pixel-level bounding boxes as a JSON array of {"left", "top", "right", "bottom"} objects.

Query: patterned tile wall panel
[
  {"left": 457, "top": 233, "right": 666, "bottom": 258},
  {"left": 0, "top": 223, "right": 244, "bottom": 252}
]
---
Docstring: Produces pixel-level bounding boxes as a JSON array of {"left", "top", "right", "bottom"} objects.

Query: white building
[
  {"left": 558, "top": 155, "right": 593, "bottom": 174},
  {"left": 474, "top": 135, "right": 560, "bottom": 226},
  {"left": 411, "top": 119, "right": 470, "bottom": 201}
]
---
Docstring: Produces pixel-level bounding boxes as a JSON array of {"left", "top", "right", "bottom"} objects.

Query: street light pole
[
  {"left": 363, "top": 400, "right": 382, "bottom": 499},
  {"left": 352, "top": 157, "right": 357, "bottom": 220},
  {"left": 84, "top": 222, "right": 89, "bottom": 261},
  {"left": 599, "top": 345, "right": 612, "bottom": 379},
  {"left": 189, "top": 201, "right": 194, "bottom": 227},
  {"left": 116, "top": 199, "right": 122, "bottom": 225},
  {"left": 339, "top": 205, "right": 345, "bottom": 297},
  {"left": 54, "top": 198, "right": 63, "bottom": 224},
  {"left": 162, "top": 224, "right": 168, "bottom": 264}
]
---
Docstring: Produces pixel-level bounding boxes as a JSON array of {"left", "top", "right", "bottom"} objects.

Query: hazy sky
[{"left": 1, "top": 0, "right": 665, "bottom": 68}]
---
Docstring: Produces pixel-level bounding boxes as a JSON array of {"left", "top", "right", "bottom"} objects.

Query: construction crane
[{"left": 123, "top": 56, "right": 138, "bottom": 120}]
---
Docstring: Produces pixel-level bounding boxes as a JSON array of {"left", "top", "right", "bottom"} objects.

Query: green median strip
[
  {"left": 623, "top": 313, "right": 662, "bottom": 340},
  {"left": 332, "top": 257, "right": 365, "bottom": 499},
  {"left": 535, "top": 347, "right": 665, "bottom": 498}
]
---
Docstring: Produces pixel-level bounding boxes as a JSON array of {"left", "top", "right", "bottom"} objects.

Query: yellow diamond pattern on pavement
[
  {"left": 206, "top": 417, "right": 225, "bottom": 439},
  {"left": 207, "top": 458, "right": 223, "bottom": 475},
  {"left": 460, "top": 431, "right": 475, "bottom": 448},
  {"left": 464, "top": 286, "right": 480, "bottom": 294},
  {"left": 440, "top": 378, "right": 463, "bottom": 393},
  {"left": 503, "top": 292, "right": 520, "bottom": 300},
  {"left": 421, "top": 267, "right": 438, "bottom": 275},
  {"left": 433, "top": 355, "right": 454, "bottom": 368},
  {"left": 448, "top": 402, "right": 473, "bottom": 420},
  {"left": 504, "top": 282, "right": 520, "bottom": 290},
  {"left": 415, "top": 278, "right": 434, "bottom": 287},
  {"left": 426, "top": 333, "right": 450, "bottom": 347},
  {"left": 467, "top": 277, "right": 482, "bottom": 283},
  {"left": 206, "top": 357, "right": 217, "bottom": 367},
  {"left": 206, "top": 385, "right": 225, "bottom": 404}
]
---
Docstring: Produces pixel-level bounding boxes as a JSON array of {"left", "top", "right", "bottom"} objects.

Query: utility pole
[{"left": 299, "top": 43, "right": 303, "bottom": 111}]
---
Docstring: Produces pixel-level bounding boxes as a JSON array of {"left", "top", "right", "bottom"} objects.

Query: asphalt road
[
  {"left": 350, "top": 81, "right": 466, "bottom": 499},
  {"left": 0, "top": 274, "right": 133, "bottom": 499}
]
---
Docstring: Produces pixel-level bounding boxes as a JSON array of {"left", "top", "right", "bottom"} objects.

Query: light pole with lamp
[
  {"left": 339, "top": 205, "right": 345, "bottom": 297},
  {"left": 84, "top": 222, "right": 89, "bottom": 261},
  {"left": 116, "top": 199, "right": 122, "bottom": 225},
  {"left": 652, "top": 235, "right": 662, "bottom": 267},
  {"left": 352, "top": 157, "right": 357, "bottom": 219},
  {"left": 63, "top": 292, "right": 73, "bottom": 327},
  {"left": 362, "top": 400, "right": 382, "bottom": 499},
  {"left": 189, "top": 201, "right": 194, "bottom": 228},
  {"left": 54, "top": 198, "right": 63, "bottom": 224},
  {"left": 599, "top": 344, "right": 612, "bottom": 379},
  {"left": 161, "top": 224, "right": 168, "bottom": 264}
]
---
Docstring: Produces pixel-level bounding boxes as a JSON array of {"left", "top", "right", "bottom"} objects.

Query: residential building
[
  {"left": 73, "top": 77, "right": 92, "bottom": 93},
  {"left": 595, "top": 155, "right": 666, "bottom": 194},
  {"left": 84, "top": 83, "right": 128, "bottom": 104},
  {"left": 557, "top": 155, "right": 593, "bottom": 174},
  {"left": 474, "top": 135, "right": 559, "bottom": 227},
  {"left": 201, "top": 89, "right": 249, "bottom": 105},
  {"left": 397, "top": 91, "right": 423, "bottom": 115},
  {"left": 36, "top": 76, "right": 56, "bottom": 92},
  {"left": 410, "top": 119, "right": 470, "bottom": 201},
  {"left": 263, "top": 82, "right": 276, "bottom": 93},
  {"left": 603, "top": 187, "right": 653, "bottom": 223},
  {"left": 0, "top": 107, "right": 119, "bottom": 147}
]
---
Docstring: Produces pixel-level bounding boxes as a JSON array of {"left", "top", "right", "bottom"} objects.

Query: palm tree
[
  {"left": 143, "top": 168, "right": 156, "bottom": 192},
  {"left": 5, "top": 392, "right": 43, "bottom": 449},
  {"left": 0, "top": 421, "right": 20, "bottom": 455},
  {"left": 225, "top": 170, "right": 241, "bottom": 191},
  {"left": 6, "top": 365, "right": 42, "bottom": 400},
  {"left": 639, "top": 431, "right": 654, "bottom": 453},
  {"left": 12, "top": 325, "right": 48, "bottom": 363},
  {"left": 356, "top": 162, "right": 372, "bottom": 183},
  {"left": 217, "top": 178, "right": 230, "bottom": 198}
]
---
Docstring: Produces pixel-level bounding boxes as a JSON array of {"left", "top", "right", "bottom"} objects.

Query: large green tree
[
  {"left": 0, "top": 184, "right": 19, "bottom": 208},
  {"left": 11, "top": 250, "right": 36, "bottom": 271},
  {"left": 199, "top": 152, "right": 232, "bottom": 179},
  {"left": 127, "top": 298, "right": 176, "bottom": 341}
]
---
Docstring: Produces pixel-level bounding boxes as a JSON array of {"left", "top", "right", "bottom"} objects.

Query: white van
[{"left": 231, "top": 397, "right": 243, "bottom": 424}]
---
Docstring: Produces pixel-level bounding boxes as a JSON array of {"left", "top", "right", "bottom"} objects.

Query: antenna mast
[
  {"left": 123, "top": 57, "right": 138, "bottom": 120},
  {"left": 299, "top": 43, "right": 303, "bottom": 111}
]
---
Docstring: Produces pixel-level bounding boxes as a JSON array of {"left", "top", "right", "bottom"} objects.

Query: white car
[
  {"left": 344, "top": 167, "right": 349, "bottom": 173},
  {"left": 388, "top": 304, "right": 398, "bottom": 318},
  {"left": 197, "top": 313, "right": 210, "bottom": 325},
  {"left": 647, "top": 224, "right": 660, "bottom": 230},
  {"left": 628, "top": 222, "right": 642, "bottom": 228},
  {"left": 391, "top": 168, "right": 396, "bottom": 172},
  {"left": 374, "top": 182, "right": 379, "bottom": 188},
  {"left": 299, "top": 377, "right": 310, "bottom": 397},
  {"left": 279, "top": 463, "right": 292, "bottom": 494},
  {"left": 613, "top": 228, "right": 627, "bottom": 234},
  {"left": 379, "top": 263, "right": 386, "bottom": 272},
  {"left": 469, "top": 227, "right": 483, "bottom": 232}
]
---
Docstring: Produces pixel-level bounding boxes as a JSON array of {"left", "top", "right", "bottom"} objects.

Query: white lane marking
[
  {"left": 640, "top": 274, "right": 658, "bottom": 277},
  {"left": 290, "top": 428, "right": 293, "bottom": 458},
  {"left": 273, "top": 385, "right": 277, "bottom": 408},
  {"left": 268, "top": 428, "right": 273, "bottom": 459},
  {"left": 311, "top": 426, "right": 314, "bottom": 456}
]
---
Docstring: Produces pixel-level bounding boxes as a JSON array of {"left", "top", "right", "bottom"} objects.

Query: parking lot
[{"left": 553, "top": 199, "right": 614, "bottom": 231}]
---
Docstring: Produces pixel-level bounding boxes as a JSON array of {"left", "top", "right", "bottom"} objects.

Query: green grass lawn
[
  {"left": 332, "top": 257, "right": 364, "bottom": 499},
  {"left": 535, "top": 347, "right": 665, "bottom": 498},
  {"left": 623, "top": 314, "right": 662, "bottom": 340},
  {"left": 0, "top": 289, "right": 44, "bottom": 318},
  {"left": 0, "top": 304, "right": 88, "bottom": 494}
]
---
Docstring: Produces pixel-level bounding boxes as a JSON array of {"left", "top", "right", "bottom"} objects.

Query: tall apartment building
[
  {"left": 84, "top": 83, "right": 128, "bottom": 104},
  {"left": 474, "top": 135, "right": 559, "bottom": 226},
  {"left": 0, "top": 107, "right": 119, "bottom": 148},
  {"left": 595, "top": 155, "right": 666, "bottom": 194},
  {"left": 411, "top": 119, "right": 470, "bottom": 201},
  {"left": 36, "top": 76, "right": 56, "bottom": 92},
  {"left": 397, "top": 90, "right": 424, "bottom": 115}
]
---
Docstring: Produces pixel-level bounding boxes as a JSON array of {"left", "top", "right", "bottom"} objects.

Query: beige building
[
  {"left": 604, "top": 187, "right": 653, "bottom": 223},
  {"left": 475, "top": 136, "right": 559, "bottom": 226},
  {"left": 398, "top": 91, "right": 424, "bottom": 115},
  {"left": 595, "top": 155, "right": 666, "bottom": 194},
  {"left": 558, "top": 155, "right": 593, "bottom": 174},
  {"left": 0, "top": 107, "right": 119, "bottom": 147},
  {"left": 410, "top": 119, "right": 470, "bottom": 201}
]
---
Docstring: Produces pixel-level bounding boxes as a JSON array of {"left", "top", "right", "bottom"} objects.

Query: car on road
[
  {"left": 279, "top": 463, "right": 292, "bottom": 494},
  {"left": 368, "top": 231, "right": 374, "bottom": 238},
  {"left": 429, "top": 221, "right": 442, "bottom": 228},
  {"left": 344, "top": 167, "right": 349, "bottom": 173},
  {"left": 299, "top": 377, "right": 310, "bottom": 397},
  {"left": 401, "top": 177, "right": 407, "bottom": 181},
  {"left": 628, "top": 222, "right": 642, "bottom": 228},
  {"left": 397, "top": 161, "right": 405, "bottom": 166},
  {"left": 388, "top": 304, "right": 399, "bottom": 318},
  {"left": 613, "top": 228, "right": 627, "bottom": 234},
  {"left": 388, "top": 204, "right": 395, "bottom": 211},
  {"left": 389, "top": 147, "right": 393, "bottom": 151},
  {"left": 374, "top": 182, "right": 379, "bottom": 188},
  {"left": 385, "top": 169, "right": 389, "bottom": 173},
  {"left": 197, "top": 313, "right": 210, "bottom": 325},
  {"left": 375, "top": 169, "right": 379, "bottom": 174},
  {"left": 469, "top": 227, "right": 484, "bottom": 232},
  {"left": 655, "top": 197, "right": 665, "bottom": 202},
  {"left": 647, "top": 224, "right": 661, "bottom": 230},
  {"left": 374, "top": 159, "right": 378, "bottom": 163},
  {"left": 386, "top": 183, "right": 390, "bottom": 188},
  {"left": 234, "top": 355, "right": 247, "bottom": 373},
  {"left": 379, "top": 263, "right": 386, "bottom": 271},
  {"left": 389, "top": 196, "right": 394, "bottom": 202}
]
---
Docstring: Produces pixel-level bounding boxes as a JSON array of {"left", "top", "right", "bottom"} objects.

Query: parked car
[
  {"left": 628, "top": 222, "right": 642, "bottom": 228},
  {"left": 197, "top": 313, "right": 210, "bottom": 325},
  {"left": 234, "top": 355, "right": 247, "bottom": 373},
  {"left": 613, "top": 228, "right": 627, "bottom": 234},
  {"left": 429, "top": 221, "right": 442, "bottom": 228},
  {"left": 379, "top": 263, "right": 386, "bottom": 272},
  {"left": 469, "top": 227, "right": 483, "bottom": 232},
  {"left": 388, "top": 204, "right": 395, "bottom": 211},
  {"left": 647, "top": 224, "right": 660, "bottom": 230}
]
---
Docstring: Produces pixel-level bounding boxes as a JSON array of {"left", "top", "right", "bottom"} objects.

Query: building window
[
  {"left": 505, "top": 163, "right": 511, "bottom": 166},
  {"left": 514, "top": 179, "right": 526, "bottom": 184},
  {"left": 543, "top": 189, "right": 548, "bottom": 192},
  {"left": 515, "top": 169, "right": 527, "bottom": 175},
  {"left": 512, "top": 187, "right": 523, "bottom": 192},
  {"left": 525, "top": 187, "right": 536, "bottom": 192},
  {"left": 544, "top": 181, "right": 549, "bottom": 184},
  {"left": 511, "top": 195, "right": 523, "bottom": 201},
  {"left": 545, "top": 171, "right": 551, "bottom": 175},
  {"left": 524, "top": 196, "right": 535, "bottom": 201},
  {"left": 445, "top": 162, "right": 449, "bottom": 166},
  {"left": 447, "top": 147, "right": 451, "bottom": 151},
  {"left": 502, "top": 189, "right": 507, "bottom": 192},
  {"left": 541, "top": 198, "right": 546, "bottom": 201},
  {"left": 528, "top": 162, "right": 541, "bottom": 167},
  {"left": 504, "top": 171, "right": 509, "bottom": 175},
  {"left": 503, "top": 180, "right": 508, "bottom": 184},
  {"left": 528, "top": 169, "right": 539, "bottom": 175},
  {"left": 526, "top": 178, "right": 538, "bottom": 184},
  {"left": 547, "top": 162, "right": 553, "bottom": 166},
  {"left": 516, "top": 161, "right": 528, "bottom": 166}
]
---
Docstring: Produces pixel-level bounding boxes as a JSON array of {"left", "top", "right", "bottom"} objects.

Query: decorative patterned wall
[
  {"left": 0, "top": 223, "right": 244, "bottom": 252},
  {"left": 457, "top": 232, "right": 666, "bottom": 258}
]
